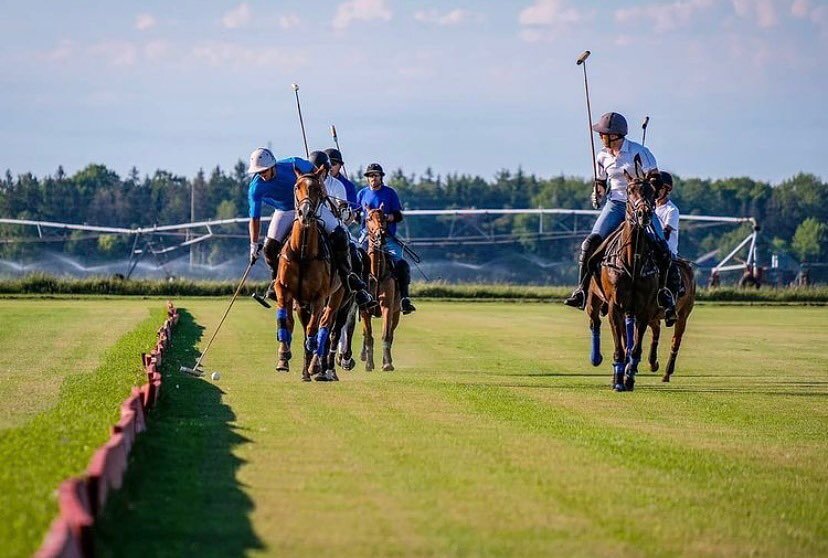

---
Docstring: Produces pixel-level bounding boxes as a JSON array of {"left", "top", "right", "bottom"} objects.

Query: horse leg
[
  {"left": 587, "top": 294, "right": 603, "bottom": 367},
  {"left": 608, "top": 306, "right": 626, "bottom": 392},
  {"left": 317, "top": 290, "right": 343, "bottom": 381},
  {"left": 303, "top": 304, "right": 321, "bottom": 381},
  {"left": 339, "top": 302, "right": 357, "bottom": 370},
  {"left": 624, "top": 315, "right": 643, "bottom": 392},
  {"left": 648, "top": 318, "right": 661, "bottom": 372},
  {"left": 275, "top": 287, "right": 293, "bottom": 373},
  {"left": 664, "top": 312, "right": 689, "bottom": 382},
  {"left": 361, "top": 311, "right": 375, "bottom": 372},
  {"left": 381, "top": 287, "right": 395, "bottom": 371}
]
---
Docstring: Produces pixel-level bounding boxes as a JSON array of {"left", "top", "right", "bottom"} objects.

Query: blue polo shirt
[
  {"left": 248, "top": 157, "right": 314, "bottom": 218},
  {"left": 357, "top": 184, "right": 403, "bottom": 236},
  {"left": 334, "top": 172, "right": 358, "bottom": 208}
]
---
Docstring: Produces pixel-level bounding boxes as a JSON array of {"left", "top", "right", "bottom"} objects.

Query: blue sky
[{"left": 1, "top": 0, "right": 826, "bottom": 184}]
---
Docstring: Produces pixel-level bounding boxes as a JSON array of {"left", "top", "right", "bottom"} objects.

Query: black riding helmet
[
  {"left": 660, "top": 171, "right": 674, "bottom": 191},
  {"left": 592, "top": 112, "right": 628, "bottom": 136},
  {"left": 308, "top": 150, "right": 331, "bottom": 170},
  {"left": 364, "top": 162, "right": 385, "bottom": 177},
  {"left": 324, "top": 148, "right": 343, "bottom": 165}
]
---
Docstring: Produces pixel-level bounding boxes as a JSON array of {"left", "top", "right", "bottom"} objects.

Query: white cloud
[
  {"left": 518, "top": 0, "right": 586, "bottom": 27},
  {"left": 414, "top": 9, "right": 474, "bottom": 26},
  {"left": 332, "top": 0, "right": 392, "bottom": 30},
  {"left": 732, "top": 0, "right": 778, "bottom": 28},
  {"left": 144, "top": 40, "right": 170, "bottom": 61},
  {"left": 278, "top": 14, "right": 301, "bottom": 29},
  {"left": 42, "top": 40, "right": 75, "bottom": 62},
  {"left": 190, "top": 42, "right": 304, "bottom": 71},
  {"left": 791, "top": 0, "right": 811, "bottom": 18},
  {"left": 222, "top": 3, "right": 252, "bottom": 29},
  {"left": 135, "top": 14, "right": 156, "bottom": 31},
  {"left": 89, "top": 41, "right": 139, "bottom": 66},
  {"left": 615, "top": 0, "right": 714, "bottom": 33}
]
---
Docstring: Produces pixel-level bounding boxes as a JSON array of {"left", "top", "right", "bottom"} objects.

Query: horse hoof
[
  {"left": 301, "top": 373, "right": 311, "bottom": 382},
  {"left": 365, "top": 364, "right": 374, "bottom": 372},
  {"left": 330, "top": 370, "right": 340, "bottom": 381},
  {"left": 624, "top": 376, "right": 636, "bottom": 391},
  {"left": 360, "top": 349, "right": 367, "bottom": 362},
  {"left": 314, "top": 372, "right": 331, "bottom": 382},
  {"left": 382, "top": 364, "right": 394, "bottom": 371},
  {"left": 650, "top": 361, "right": 659, "bottom": 372},
  {"left": 613, "top": 383, "right": 625, "bottom": 392},
  {"left": 591, "top": 354, "right": 603, "bottom": 367},
  {"left": 661, "top": 375, "right": 671, "bottom": 383},
  {"left": 276, "top": 361, "right": 289, "bottom": 372},
  {"left": 341, "top": 357, "right": 356, "bottom": 370}
]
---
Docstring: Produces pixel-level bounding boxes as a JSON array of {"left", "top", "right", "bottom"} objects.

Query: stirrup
[
  {"left": 401, "top": 297, "right": 416, "bottom": 315},
  {"left": 356, "top": 290, "right": 377, "bottom": 310},
  {"left": 657, "top": 288, "right": 675, "bottom": 309},
  {"left": 563, "top": 289, "right": 586, "bottom": 310}
]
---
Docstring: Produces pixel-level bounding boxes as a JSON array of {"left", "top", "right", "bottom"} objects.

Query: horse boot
[
  {"left": 396, "top": 259, "right": 416, "bottom": 315},
  {"left": 652, "top": 238, "right": 678, "bottom": 327},
  {"left": 669, "top": 259, "right": 686, "bottom": 300},
  {"left": 564, "top": 233, "right": 603, "bottom": 310},
  {"left": 331, "top": 228, "right": 376, "bottom": 311}
]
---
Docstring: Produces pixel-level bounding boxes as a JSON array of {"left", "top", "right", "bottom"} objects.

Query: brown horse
[
  {"left": 360, "top": 208, "right": 401, "bottom": 371},
  {"left": 647, "top": 258, "right": 696, "bottom": 382},
  {"left": 595, "top": 173, "right": 661, "bottom": 392},
  {"left": 273, "top": 167, "right": 345, "bottom": 382}
]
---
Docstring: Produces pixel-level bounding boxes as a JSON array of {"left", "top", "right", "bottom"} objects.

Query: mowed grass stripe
[
  {"left": 0, "top": 300, "right": 154, "bottom": 430},
  {"left": 97, "top": 300, "right": 827, "bottom": 557},
  {"left": 0, "top": 302, "right": 164, "bottom": 558}
]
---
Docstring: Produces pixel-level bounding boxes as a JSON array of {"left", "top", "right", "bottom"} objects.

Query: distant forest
[{"left": 1, "top": 163, "right": 826, "bottom": 272}]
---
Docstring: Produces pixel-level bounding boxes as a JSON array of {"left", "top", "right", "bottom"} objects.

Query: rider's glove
[
  {"left": 591, "top": 179, "right": 607, "bottom": 208},
  {"left": 249, "top": 241, "right": 263, "bottom": 265}
]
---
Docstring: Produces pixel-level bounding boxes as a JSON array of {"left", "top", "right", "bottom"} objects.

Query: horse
[
  {"left": 360, "top": 208, "right": 401, "bottom": 372},
  {"left": 594, "top": 170, "right": 662, "bottom": 392},
  {"left": 646, "top": 258, "right": 696, "bottom": 382},
  {"left": 272, "top": 167, "right": 346, "bottom": 382}
]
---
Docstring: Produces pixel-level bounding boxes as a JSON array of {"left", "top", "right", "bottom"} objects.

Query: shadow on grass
[{"left": 95, "top": 309, "right": 264, "bottom": 557}]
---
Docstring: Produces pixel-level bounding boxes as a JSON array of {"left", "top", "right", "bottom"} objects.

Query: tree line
[{"left": 0, "top": 163, "right": 826, "bottom": 269}]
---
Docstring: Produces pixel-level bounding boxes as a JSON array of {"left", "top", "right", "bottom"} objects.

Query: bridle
[{"left": 294, "top": 175, "right": 323, "bottom": 226}]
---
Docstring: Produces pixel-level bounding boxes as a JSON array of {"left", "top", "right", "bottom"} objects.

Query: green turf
[
  {"left": 0, "top": 301, "right": 165, "bottom": 558},
  {"left": 93, "top": 300, "right": 828, "bottom": 557}
]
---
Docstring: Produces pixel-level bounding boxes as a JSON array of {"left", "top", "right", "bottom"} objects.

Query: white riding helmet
[{"left": 247, "top": 147, "right": 277, "bottom": 174}]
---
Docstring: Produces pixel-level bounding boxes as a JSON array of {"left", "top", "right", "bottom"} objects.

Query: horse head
[
  {"left": 294, "top": 166, "right": 327, "bottom": 226},
  {"left": 365, "top": 205, "right": 388, "bottom": 249},
  {"left": 624, "top": 167, "right": 655, "bottom": 229}
]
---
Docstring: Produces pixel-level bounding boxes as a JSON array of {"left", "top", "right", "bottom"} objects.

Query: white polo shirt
[
  {"left": 596, "top": 139, "right": 658, "bottom": 202},
  {"left": 655, "top": 199, "right": 680, "bottom": 255}
]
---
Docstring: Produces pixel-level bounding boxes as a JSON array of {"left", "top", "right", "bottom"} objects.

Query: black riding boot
[
  {"left": 331, "top": 228, "right": 375, "bottom": 310},
  {"left": 262, "top": 238, "right": 281, "bottom": 300},
  {"left": 652, "top": 236, "right": 678, "bottom": 326},
  {"left": 395, "top": 259, "right": 416, "bottom": 314},
  {"left": 668, "top": 259, "right": 685, "bottom": 300},
  {"left": 564, "top": 233, "right": 603, "bottom": 310}
]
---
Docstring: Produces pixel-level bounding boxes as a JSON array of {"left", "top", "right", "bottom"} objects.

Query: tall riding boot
[
  {"left": 652, "top": 238, "right": 678, "bottom": 326},
  {"left": 332, "top": 229, "right": 375, "bottom": 310},
  {"left": 395, "top": 259, "right": 416, "bottom": 314},
  {"left": 668, "top": 260, "right": 685, "bottom": 300},
  {"left": 263, "top": 238, "right": 281, "bottom": 300},
  {"left": 564, "top": 233, "right": 603, "bottom": 310}
]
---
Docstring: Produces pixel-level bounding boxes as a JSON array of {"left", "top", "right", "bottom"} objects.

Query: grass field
[
  {"left": 86, "top": 299, "right": 828, "bottom": 557},
  {"left": 0, "top": 300, "right": 164, "bottom": 557}
]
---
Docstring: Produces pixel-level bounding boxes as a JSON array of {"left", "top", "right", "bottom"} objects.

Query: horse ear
[
  {"left": 633, "top": 153, "right": 643, "bottom": 178},
  {"left": 379, "top": 202, "right": 385, "bottom": 211},
  {"left": 623, "top": 169, "right": 634, "bottom": 182},
  {"left": 294, "top": 166, "right": 302, "bottom": 179},
  {"left": 314, "top": 165, "right": 326, "bottom": 179}
]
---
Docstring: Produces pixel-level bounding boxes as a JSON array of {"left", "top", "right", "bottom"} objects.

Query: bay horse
[
  {"left": 647, "top": 258, "right": 696, "bottom": 382},
  {"left": 596, "top": 170, "right": 661, "bottom": 392},
  {"left": 360, "top": 208, "right": 401, "bottom": 371},
  {"left": 273, "top": 167, "right": 345, "bottom": 382}
]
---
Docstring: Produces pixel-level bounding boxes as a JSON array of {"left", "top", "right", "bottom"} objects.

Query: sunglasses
[{"left": 366, "top": 173, "right": 381, "bottom": 178}]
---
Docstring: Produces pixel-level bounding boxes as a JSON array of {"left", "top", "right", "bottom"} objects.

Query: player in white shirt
[{"left": 655, "top": 171, "right": 685, "bottom": 301}]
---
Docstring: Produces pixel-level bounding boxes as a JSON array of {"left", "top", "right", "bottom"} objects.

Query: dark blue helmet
[
  {"left": 363, "top": 163, "right": 385, "bottom": 177},
  {"left": 309, "top": 150, "right": 330, "bottom": 170}
]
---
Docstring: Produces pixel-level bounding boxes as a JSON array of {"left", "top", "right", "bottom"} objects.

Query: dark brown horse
[
  {"left": 647, "top": 258, "right": 696, "bottom": 382},
  {"left": 595, "top": 172, "right": 661, "bottom": 392},
  {"left": 360, "top": 208, "right": 401, "bottom": 371},
  {"left": 273, "top": 167, "right": 345, "bottom": 381}
]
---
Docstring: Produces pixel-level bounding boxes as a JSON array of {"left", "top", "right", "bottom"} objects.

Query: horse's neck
[
  {"left": 369, "top": 241, "right": 387, "bottom": 280},
  {"left": 288, "top": 220, "right": 319, "bottom": 257},
  {"left": 619, "top": 221, "right": 641, "bottom": 266}
]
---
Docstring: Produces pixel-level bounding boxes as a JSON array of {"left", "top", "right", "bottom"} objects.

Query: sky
[{"left": 1, "top": 0, "right": 826, "bottom": 185}]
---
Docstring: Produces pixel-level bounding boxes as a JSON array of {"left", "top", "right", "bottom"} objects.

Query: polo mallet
[
  {"left": 330, "top": 124, "right": 345, "bottom": 172},
  {"left": 180, "top": 260, "right": 255, "bottom": 376},
  {"left": 641, "top": 116, "right": 650, "bottom": 146},
  {"left": 291, "top": 83, "right": 310, "bottom": 158},
  {"left": 576, "top": 50, "right": 599, "bottom": 209}
]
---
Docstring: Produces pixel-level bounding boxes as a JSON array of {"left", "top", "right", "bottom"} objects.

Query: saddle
[
  {"left": 593, "top": 227, "right": 659, "bottom": 279},
  {"left": 280, "top": 222, "right": 332, "bottom": 264}
]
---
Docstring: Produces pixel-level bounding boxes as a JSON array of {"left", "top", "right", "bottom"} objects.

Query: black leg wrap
[
  {"left": 395, "top": 259, "right": 411, "bottom": 299},
  {"left": 263, "top": 238, "right": 281, "bottom": 278},
  {"left": 349, "top": 242, "right": 362, "bottom": 277}
]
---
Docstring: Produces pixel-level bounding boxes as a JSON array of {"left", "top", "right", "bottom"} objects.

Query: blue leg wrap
[
  {"left": 305, "top": 336, "right": 318, "bottom": 353},
  {"left": 276, "top": 308, "right": 291, "bottom": 344},
  {"left": 590, "top": 328, "right": 602, "bottom": 366},
  {"left": 625, "top": 316, "right": 635, "bottom": 362},
  {"left": 316, "top": 327, "right": 330, "bottom": 358}
]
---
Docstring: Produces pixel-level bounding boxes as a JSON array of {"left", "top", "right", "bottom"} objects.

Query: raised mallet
[
  {"left": 576, "top": 50, "right": 599, "bottom": 209},
  {"left": 291, "top": 83, "right": 310, "bottom": 159},
  {"left": 641, "top": 115, "right": 650, "bottom": 146},
  {"left": 180, "top": 260, "right": 255, "bottom": 377}
]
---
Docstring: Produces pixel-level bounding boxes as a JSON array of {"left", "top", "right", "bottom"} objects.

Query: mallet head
[
  {"left": 576, "top": 50, "right": 591, "bottom": 65},
  {"left": 642, "top": 116, "right": 650, "bottom": 129},
  {"left": 291, "top": 82, "right": 299, "bottom": 92},
  {"left": 179, "top": 365, "right": 204, "bottom": 377}
]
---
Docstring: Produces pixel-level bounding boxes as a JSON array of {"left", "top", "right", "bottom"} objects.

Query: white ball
[{"left": 211, "top": 372, "right": 221, "bottom": 381}]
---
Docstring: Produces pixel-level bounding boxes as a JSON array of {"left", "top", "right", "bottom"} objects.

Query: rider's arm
[
  {"left": 249, "top": 218, "right": 261, "bottom": 244},
  {"left": 386, "top": 189, "right": 404, "bottom": 223},
  {"left": 248, "top": 179, "right": 263, "bottom": 244}
]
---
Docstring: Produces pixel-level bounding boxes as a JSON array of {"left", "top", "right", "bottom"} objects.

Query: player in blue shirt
[
  {"left": 247, "top": 148, "right": 313, "bottom": 287},
  {"left": 356, "top": 163, "right": 416, "bottom": 315}
]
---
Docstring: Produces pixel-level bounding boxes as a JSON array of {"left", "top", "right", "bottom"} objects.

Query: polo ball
[{"left": 211, "top": 372, "right": 221, "bottom": 381}]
